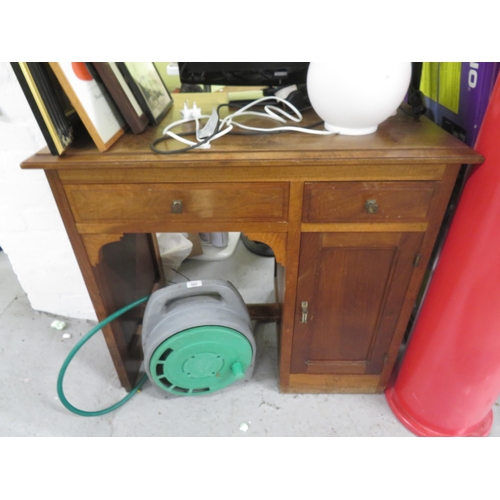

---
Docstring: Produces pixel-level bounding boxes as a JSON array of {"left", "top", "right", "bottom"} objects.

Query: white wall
[{"left": 0, "top": 62, "right": 96, "bottom": 320}]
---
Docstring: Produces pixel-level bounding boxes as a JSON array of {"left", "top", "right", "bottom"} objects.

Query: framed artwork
[
  {"left": 49, "top": 62, "right": 126, "bottom": 152},
  {"left": 116, "top": 62, "right": 173, "bottom": 125},
  {"left": 11, "top": 62, "right": 80, "bottom": 155},
  {"left": 90, "top": 62, "right": 149, "bottom": 134}
]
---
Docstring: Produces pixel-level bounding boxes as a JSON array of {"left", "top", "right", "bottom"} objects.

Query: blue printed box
[{"left": 421, "top": 62, "right": 499, "bottom": 147}]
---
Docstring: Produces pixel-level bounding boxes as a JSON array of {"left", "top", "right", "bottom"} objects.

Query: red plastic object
[{"left": 386, "top": 75, "right": 500, "bottom": 437}]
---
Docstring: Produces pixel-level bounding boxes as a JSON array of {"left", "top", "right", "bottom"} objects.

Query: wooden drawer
[
  {"left": 302, "top": 181, "right": 438, "bottom": 222},
  {"left": 65, "top": 182, "right": 289, "bottom": 223}
]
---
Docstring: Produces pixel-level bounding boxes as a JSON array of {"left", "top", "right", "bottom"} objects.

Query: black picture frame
[
  {"left": 116, "top": 62, "right": 173, "bottom": 126},
  {"left": 11, "top": 62, "right": 80, "bottom": 155},
  {"left": 90, "top": 62, "right": 149, "bottom": 134}
]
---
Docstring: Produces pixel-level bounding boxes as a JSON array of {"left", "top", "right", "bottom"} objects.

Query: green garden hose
[{"left": 56, "top": 296, "right": 150, "bottom": 417}]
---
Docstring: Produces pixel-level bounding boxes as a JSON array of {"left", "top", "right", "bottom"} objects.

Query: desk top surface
[{"left": 21, "top": 93, "right": 484, "bottom": 170}]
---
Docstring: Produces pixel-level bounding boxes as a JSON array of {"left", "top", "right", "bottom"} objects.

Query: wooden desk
[{"left": 21, "top": 94, "right": 483, "bottom": 393}]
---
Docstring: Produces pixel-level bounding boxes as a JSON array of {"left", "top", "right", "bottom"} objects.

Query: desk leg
[
  {"left": 81, "top": 232, "right": 164, "bottom": 391},
  {"left": 45, "top": 171, "right": 164, "bottom": 391}
]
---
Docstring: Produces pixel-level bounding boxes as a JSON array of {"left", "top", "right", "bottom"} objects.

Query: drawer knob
[
  {"left": 365, "top": 199, "right": 378, "bottom": 214},
  {"left": 171, "top": 200, "right": 183, "bottom": 214}
]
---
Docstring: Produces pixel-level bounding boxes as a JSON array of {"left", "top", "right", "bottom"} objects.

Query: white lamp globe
[{"left": 307, "top": 62, "right": 412, "bottom": 135}]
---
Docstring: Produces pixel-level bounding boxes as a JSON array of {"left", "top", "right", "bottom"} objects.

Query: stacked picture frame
[
  {"left": 12, "top": 62, "right": 174, "bottom": 155},
  {"left": 11, "top": 62, "right": 79, "bottom": 155},
  {"left": 114, "top": 62, "right": 173, "bottom": 126}
]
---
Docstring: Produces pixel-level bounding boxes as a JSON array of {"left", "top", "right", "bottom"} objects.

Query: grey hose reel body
[{"left": 142, "top": 280, "right": 256, "bottom": 396}]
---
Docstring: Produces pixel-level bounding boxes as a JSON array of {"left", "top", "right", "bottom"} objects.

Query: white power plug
[{"left": 180, "top": 101, "right": 202, "bottom": 120}]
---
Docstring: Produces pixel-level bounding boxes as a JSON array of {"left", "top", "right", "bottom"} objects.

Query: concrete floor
[{"left": 1, "top": 242, "right": 500, "bottom": 437}]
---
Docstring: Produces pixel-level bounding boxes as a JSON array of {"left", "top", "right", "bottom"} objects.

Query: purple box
[{"left": 421, "top": 62, "right": 500, "bottom": 147}]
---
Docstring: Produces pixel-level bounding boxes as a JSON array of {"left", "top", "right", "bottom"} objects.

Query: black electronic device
[{"left": 178, "top": 62, "right": 309, "bottom": 87}]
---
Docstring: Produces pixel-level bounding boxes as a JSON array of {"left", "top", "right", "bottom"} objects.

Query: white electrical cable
[
  {"left": 229, "top": 121, "right": 338, "bottom": 135},
  {"left": 221, "top": 96, "right": 337, "bottom": 135},
  {"left": 207, "top": 124, "right": 233, "bottom": 141},
  {"left": 220, "top": 96, "right": 302, "bottom": 127},
  {"left": 157, "top": 95, "right": 337, "bottom": 152},
  {"left": 161, "top": 116, "right": 208, "bottom": 136},
  {"left": 162, "top": 115, "right": 212, "bottom": 147}
]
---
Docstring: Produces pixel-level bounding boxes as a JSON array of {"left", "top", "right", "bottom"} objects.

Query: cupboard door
[{"left": 291, "top": 232, "right": 423, "bottom": 375}]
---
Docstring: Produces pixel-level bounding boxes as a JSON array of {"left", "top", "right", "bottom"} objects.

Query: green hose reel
[
  {"left": 149, "top": 325, "right": 253, "bottom": 395},
  {"left": 57, "top": 280, "right": 255, "bottom": 417},
  {"left": 142, "top": 280, "right": 256, "bottom": 396}
]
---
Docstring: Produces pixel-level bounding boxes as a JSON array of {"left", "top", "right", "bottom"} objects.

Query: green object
[
  {"left": 57, "top": 296, "right": 150, "bottom": 417},
  {"left": 149, "top": 326, "right": 253, "bottom": 395},
  {"left": 227, "top": 90, "right": 265, "bottom": 101},
  {"left": 421, "top": 62, "right": 462, "bottom": 114},
  {"left": 231, "top": 362, "right": 245, "bottom": 380}
]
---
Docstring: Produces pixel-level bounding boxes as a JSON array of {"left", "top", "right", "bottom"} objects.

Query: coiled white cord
[{"left": 158, "top": 95, "right": 336, "bottom": 152}]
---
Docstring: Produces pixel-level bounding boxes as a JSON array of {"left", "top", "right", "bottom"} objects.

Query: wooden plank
[
  {"left": 279, "top": 181, "right": 305, "bottom": 388},
  {"left": 247, "top": 303, "right": 281, "bottom": 321},
  {"left": 76, "top": 221, "right": 288, "bottom": 235},
  {"left": 284, "top": 374, "right": 381, "bottom": 393},
  {"left": 56, "top": 164, "right": 449, "bottom": 183},
  {"left": 301, "top": 222, "right": 428, "bottom": 233}
]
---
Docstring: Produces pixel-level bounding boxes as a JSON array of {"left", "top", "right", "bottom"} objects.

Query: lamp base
[{"left": 324, "top": 122, "right": 378, "bottom": 135}]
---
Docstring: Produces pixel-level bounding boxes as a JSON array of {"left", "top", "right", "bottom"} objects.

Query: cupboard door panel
[{"left": 291, "top": 231, "right": 423, "bottom": 375}]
